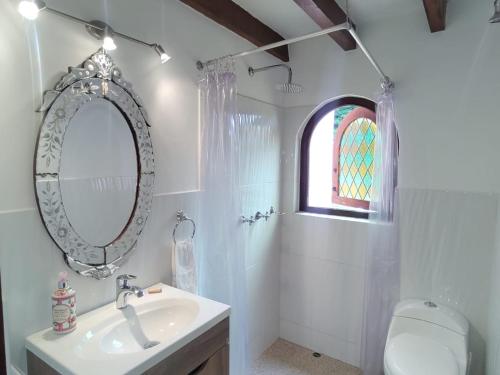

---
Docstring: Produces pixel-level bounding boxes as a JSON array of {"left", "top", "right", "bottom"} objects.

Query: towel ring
[{"left": 172, "top": 210, "right": 196, "bottom": 245}]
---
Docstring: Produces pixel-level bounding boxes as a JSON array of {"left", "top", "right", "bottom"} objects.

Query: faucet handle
[{"left": 116, "top": 274, "right": 136, "bottom": 288}]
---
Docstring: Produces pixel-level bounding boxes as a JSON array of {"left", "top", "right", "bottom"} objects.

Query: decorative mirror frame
[{"left": 34, "top": 49, "right": 155, "bottom": 280}]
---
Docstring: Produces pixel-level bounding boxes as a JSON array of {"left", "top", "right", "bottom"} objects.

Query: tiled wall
[
  {"left": 280, "top": 106, "right": 498, "bottom": 373},
  {"left": 0, "top": 95, "right": 283, "bottom": 375},
  {"left": 0, "top": 0, "right": 285, "bottom": 373},
  {"left": 487, "top": 203, "right": 500, "bottom": 375},
  {"left": 0, "top": 192, "right": 199, "bottom": 374},
  {"left": 280, "top": 213, "right": 368, "bottom": 365},
  {"left": 279, "top": 106, "right": 368, "bottom": 366},
  {"left": 277, "top": 2, "right": 500, "bottom": 373},
  {"left": 237, "top": 96, "right": 283, "bottom": 361},
  {"left": 399, "top": 189, "right": 497, "bottom": 375},
  {"left": 279, "top": 189, "right": 497, "bottom": 372}
]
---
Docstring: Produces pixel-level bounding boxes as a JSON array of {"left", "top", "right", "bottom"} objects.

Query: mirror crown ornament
[
  {"left": 40, "top": 49, "right": 149, "bottom": 126},
  {"left": 52, "top": 49, "right": 117, "bottom": 92},
  {"left": 90, "top": 48, "right": 116, "bottom": 79},
  {"left": 34, "top": 49, "right": 155, "bottom": 279}
]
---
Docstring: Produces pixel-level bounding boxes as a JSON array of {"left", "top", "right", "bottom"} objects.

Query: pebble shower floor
[{"left": 251, "top": 339, "right": 361, "bottom": 375}]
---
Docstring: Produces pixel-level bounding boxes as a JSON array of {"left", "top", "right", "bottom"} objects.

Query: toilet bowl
[{"left": 384, "top": 299, "right": 470, "bottom": 375}]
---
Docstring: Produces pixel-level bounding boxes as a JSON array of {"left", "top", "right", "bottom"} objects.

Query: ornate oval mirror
[{"left": 34, "top": 49, "right": 155, "bottom": 279}]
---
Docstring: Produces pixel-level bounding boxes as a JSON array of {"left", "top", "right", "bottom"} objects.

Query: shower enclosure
[{"left": 197, "top": 58, "right": 282, "bottom": 373}]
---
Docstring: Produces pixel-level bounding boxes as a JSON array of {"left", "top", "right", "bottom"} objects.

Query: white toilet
[{"left": 384, "top": 299, "right": 470, "bottom": 375}]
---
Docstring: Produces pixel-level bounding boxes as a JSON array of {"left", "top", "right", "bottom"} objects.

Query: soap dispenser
[{"left": 52, "top": 271, "right": 76, "bottom": 334}]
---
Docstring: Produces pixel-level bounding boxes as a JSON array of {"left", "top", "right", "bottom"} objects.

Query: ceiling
[{"left": 232, "top": 0, "right": 424, "bottom": 38}]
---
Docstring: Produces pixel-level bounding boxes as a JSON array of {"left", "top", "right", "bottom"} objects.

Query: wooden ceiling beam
[
  {"left": 423, "top": 0, "right": 447, "bottom": 32},
  {"left": 293, "top": 0, "right": 356, "bottom": 51},
  {"left": 179, "top": 0, "right": 289, "bottom": 62}
]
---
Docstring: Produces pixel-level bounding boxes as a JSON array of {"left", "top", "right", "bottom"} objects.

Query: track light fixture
[
  {"left": 17, "top": 1, "right": 170, "bottom": 63},
  {"left": 152, "top": 44, "right": 171, "bottom": 64}
]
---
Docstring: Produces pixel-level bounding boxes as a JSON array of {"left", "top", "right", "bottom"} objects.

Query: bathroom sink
[
  {"left": 26, "top": 283, "right": 230, "bottom": 374},
  {"left": 81, "top": 298, "right": 199, "bottom": 355}
]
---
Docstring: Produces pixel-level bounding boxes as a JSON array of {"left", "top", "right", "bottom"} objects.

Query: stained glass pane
[
  {"left": 338, "top": 118, "right": 376, "bottom": 201},
  {"left": 333, "top": 105, "right": 356, "bottom": 131}
]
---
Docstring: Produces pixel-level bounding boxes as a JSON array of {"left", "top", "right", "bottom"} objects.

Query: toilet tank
[{"left": 386, "top": 299, "right": 470, "bottom": 374}]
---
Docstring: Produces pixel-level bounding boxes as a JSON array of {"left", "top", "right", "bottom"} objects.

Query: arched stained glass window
[
  {"left": 333, "top": 107, "right": 376, "bottom": 210},
  {"left": 299, "top": 97, "right": 378, "bottom": 219}
]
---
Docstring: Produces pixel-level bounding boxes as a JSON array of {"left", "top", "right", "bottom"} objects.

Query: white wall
[
  {"left": 399, "top": 189, "right": 497, "bottom": 375},
  {"left": 279, "top": 106, "right": 369, "bottom": 366},
  {"left": 488, "top": 205, "right": 500, "bottom": 375},
  {"left": 280, "top": 212, "right": 369, "bottom": 365},
  {"left": 277, "top": 0, "right": 500, "bottom": 372},
  {"left": 0, "top": 0, "right": 284, "bottom": 373},
  {"left": 3, "top": 0, "right": 500, "bottom": 373},
  {"left": 283, "top": 0, "right": 500, "bottom": 192},
  {"left": 237, "top": 97, "right": 283, "bottom": 361}
]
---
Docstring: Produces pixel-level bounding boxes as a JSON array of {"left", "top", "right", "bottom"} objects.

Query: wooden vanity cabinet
[
  {"left": 27, "top": 318, "right": 229, "bottom": 375},
  {"left": 144, "top": 318, "right": 229, "bottom": 375}
]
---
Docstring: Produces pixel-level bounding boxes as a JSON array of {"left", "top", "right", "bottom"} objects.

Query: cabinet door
[{"left": 190, "top": 345, "right": 229, "bottom": 375}]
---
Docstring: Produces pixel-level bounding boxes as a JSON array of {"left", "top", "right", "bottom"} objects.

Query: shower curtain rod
[{"left": 196, "top": 22, "right": 393, "bottom": 87}]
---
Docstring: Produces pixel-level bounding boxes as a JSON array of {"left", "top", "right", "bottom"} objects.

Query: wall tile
[
  {"left": 280, "top": 251, "right": 363, "bottom": 344},
  {"left": 238, "top": 97, "right": 282, "bottom": 360},
  {"left": 399, "top": 188, "right": 497, "bottom": 338},
  {"left": 280, "top": 188, "right": 497, "bottom": 373},
  {"left": 0, "top": 191, "right": 199, "bottom": 374}
]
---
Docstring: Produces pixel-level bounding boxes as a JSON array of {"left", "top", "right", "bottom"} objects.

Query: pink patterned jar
[{"left": 52, "top": 272, "right": 76, "bottom": 334}]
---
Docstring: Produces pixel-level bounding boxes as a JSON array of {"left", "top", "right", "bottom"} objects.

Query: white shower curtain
[
  {"left": 197, "top": 58, "right": 249, "bottom": 375},
  {"left": 361, "top": 84, "right": 400, "bottom": 375}
]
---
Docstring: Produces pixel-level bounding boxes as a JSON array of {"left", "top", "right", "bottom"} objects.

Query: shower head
[
  {"left": 248, "top": 64, "right": 303, "bottom": 94},
  {"left": 275, "top": 82, "right": 303, "bottom": 94},
  {"left": 490, "top": 0, "right": 500, "bottom": 22}
]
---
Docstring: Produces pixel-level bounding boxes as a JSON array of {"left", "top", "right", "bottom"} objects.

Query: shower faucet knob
[{"left": 255, "top": 211, "right": 265, "bottom": 221}]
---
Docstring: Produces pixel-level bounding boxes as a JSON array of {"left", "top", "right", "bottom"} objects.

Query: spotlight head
[
  {"left": 160, "top": 52, "right": 170, "bottom": 64},
  {"left": 153, "top": 44, "right": 171, "bottom": 64},
  {"left": 85, "top": 20, "right": 117, "bottom": 50},
  {"left": 18, "top": 0, "right": 46, "bottom": 20},
  {"left": 102, "top": 36, "right": 117, "bottom": 51}
]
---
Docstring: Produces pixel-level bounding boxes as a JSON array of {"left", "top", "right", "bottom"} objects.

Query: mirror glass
[{"left": 59, "top": 99, "right": 138, "bottom": 246}]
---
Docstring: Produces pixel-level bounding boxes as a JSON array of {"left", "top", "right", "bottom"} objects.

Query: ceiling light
[
  {"left": 153, "top": 44, "right": 171, "bottom": 64},
  {"left": 102, "top": 36, "right": 117, "bottom": 51},
  {"left": 18, "top": 0, "right": 46, "bottom": 20}
]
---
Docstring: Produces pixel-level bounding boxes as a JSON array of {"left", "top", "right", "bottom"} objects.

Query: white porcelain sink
[
  {"left": 26, "top": 283, "right": 230, "bottom": 375},
  {"left": 79, "top": 297, "right": 200, "bottom": 356}
]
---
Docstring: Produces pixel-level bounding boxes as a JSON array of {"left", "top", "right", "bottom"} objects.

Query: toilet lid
[{"left": 385, "top": 333, "right": 459, "bottom": 375}]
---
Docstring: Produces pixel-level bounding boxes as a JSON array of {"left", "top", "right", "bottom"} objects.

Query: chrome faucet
[{"left": 116, "top": 274, "right": 144, "bottom": 309}]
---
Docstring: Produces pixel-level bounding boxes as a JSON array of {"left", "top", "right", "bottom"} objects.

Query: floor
[{"left": 251, "top": 339, "right": 362, "bottom": 375}]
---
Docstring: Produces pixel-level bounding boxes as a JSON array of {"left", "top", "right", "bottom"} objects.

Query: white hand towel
[{"left": 171, "top": 239, "right": 197, "bottom": 294}]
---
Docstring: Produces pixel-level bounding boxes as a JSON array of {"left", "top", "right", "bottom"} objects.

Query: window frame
[{"left": 299, "top": 96, "right": 376, "bottom": 219}]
